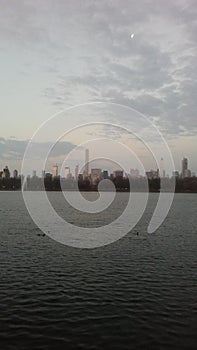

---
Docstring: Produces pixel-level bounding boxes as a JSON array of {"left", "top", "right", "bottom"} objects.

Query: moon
[{"left": 130, "top": 33, "right": 134, "bottom": 39}]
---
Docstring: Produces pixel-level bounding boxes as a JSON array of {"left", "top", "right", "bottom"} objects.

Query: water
[{"left": 0, "top": 192, "right": 197, "bottom": 349}]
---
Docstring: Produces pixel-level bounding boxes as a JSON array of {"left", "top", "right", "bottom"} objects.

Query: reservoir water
[{"left": 0, "top": 192, "right": 196, "bottom": 349}]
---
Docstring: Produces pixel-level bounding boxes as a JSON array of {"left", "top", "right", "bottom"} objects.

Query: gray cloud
[
  {"left": 0, "top": 0, "right": 196, "bottom": 137},
  {"left": 40, "top": 1, "right": 196, "bottom": 136},
  {"left": 0, "top": 138, "right": 76, "bottom": 161}
]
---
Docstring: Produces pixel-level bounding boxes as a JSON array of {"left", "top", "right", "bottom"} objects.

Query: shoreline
[{"left": 0, "top": 189, "right": 197, "bottom": 193}]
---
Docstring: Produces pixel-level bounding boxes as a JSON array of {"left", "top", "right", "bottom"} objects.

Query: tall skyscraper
[
  {"left": 159, "top": 158, "right": 165, "bottom": 178},
  {"left": 182, "top": 157, "right": 188, "bottom": 178},
  {"left": 75, "top": 165, "right": 79, "bottom": 180},
  {"left": 84, "top": 149, "right": 89, "bottom": 179},
  {"left": 52, "top": 164, "right": 58, "bottom": 178}
]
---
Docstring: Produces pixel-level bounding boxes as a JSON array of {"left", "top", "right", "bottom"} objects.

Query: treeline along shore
[{"left": 0, "top": 176, "right": 197, "bottom": 193}]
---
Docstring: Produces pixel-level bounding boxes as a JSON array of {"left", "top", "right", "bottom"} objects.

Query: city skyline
[
  {"left": 0, "top": 153, "right": 195, "bottom": 180},
  {"left": 0, "top": 0, "right": 197, "bottom": 175}
]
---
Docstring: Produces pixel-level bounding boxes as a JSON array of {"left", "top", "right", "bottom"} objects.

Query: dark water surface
[{"left": 0, "top": 192, "right": 196, "bottom": 349}]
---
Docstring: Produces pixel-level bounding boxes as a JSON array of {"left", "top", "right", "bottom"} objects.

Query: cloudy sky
[{"left": 0, "top": 0, "right": 196, "bottom": 175}]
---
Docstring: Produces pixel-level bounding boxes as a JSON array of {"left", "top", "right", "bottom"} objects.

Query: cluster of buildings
[
  {"left": 45, "top": 153, "right": 196, "bottom": 183},
  {"left": 37, "top": 149, "right": 126, "bottom": 185},
  {"left": 145, "top": 157, "right": 194, "bottom": 180},
  {"left": 49, "top": 164, "right": 124, "bottom": 185},
  {"left": 0, "top": 153, "right": 195, "bottom": 183},
  {"left": 0, "top": 166, "right": 18, "bottom": 179},
  {"left": 181, "top": 157, "right": 193, "bottom": 178}
]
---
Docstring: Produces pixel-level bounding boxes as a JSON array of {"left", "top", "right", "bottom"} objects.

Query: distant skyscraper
[
  {"left": 113, "top": 170, "right": 123, "bottom": 178},
  {"left": 146, "top": 169, "right": 159, "bottom": 179},
  {"left": 65, "top": 166, "right": 70, "bottom": 179},
  {"left": 172, "top": 171, "right": 179, "bottom": 178},
  {"left": 75, "top": 165, "right": 79, "bottom": 180},
  {"left": 184, "top": 169, "right": 191, "bottom": 178},
  {"left": 159, "top": 158, "right": 165, "bottom": 178},
  {"left": 182, "top": 157, "right": 188, "bottom": 178},
  {"left": 2, "top": 165, "right": 10, "bottom": 178},
  {"left": 32, "top": 170, "right": 37, "bottom": 177},
  {"left": 91, "top": 168, "right": 102, "bottom": 184},
  {"left": 102, "top": 170, "right": 109, "bottom": 179},
  {"left": 83, "top": 149, "right": 89, "bottom": 179},
  {"left": 52, "top": 164, "right": 58, "bottom": 178},
  {"left": 13, "top": 169, "right": 18, "bottom": 178}
]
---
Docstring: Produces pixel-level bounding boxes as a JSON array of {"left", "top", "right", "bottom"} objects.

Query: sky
[{"left": 0, "top": 0, "right": 196, "bottom": 175}]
